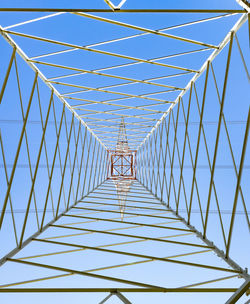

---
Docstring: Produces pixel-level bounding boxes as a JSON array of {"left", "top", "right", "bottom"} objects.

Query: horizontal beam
[
  {"left": 86, "top": 195, "right": 160, "bottom": 204},
  {"left": 4, "top": 29, "right": 198, "bottom": 73},
  {"left": 0, "top": 26, "right": 106, "bottom": 149},
  {"left": 62, "top": 213, "right": 191, "bottom": 232},
  {"left": 80, "top": 200, "right": 169, "bottom": 212},
  {"left": 225, "top": 279, "right": 250, "bottom": 304},
  {"left": 32, "top": 239, "right": 240, "bottom": 273},
  {"left": 72, "top": 206, "right": 181, "bottom": 220},
  {"left": 91, "top": 191, "right": 156, "bottom": 199},
  {"left": 33, "top": 13, "right": 233, "bottom": 65},
  {"left": 0, "top": 288, "right": 239, "bottom": 293},
  {"left": 48, "top": 81, "right": 172, "bottom": 104},
  {"left": 140, "top": 13, "right": 248, "bottom": 147},
  {"left": 7, "top": 258, "right": 161, "bottom": 289},
  {"left": 0, "top": 9, "right": 245, "bottom": 13},
  {"left": 139, "top": 182, "right": 249, "bottom": 279},
  {"left": 31, "top": 60, "right": 183, "bottom": 91},
  {"left": 74, "top": 12, "right": 218, "bottom": 49},
  {"left": 51, "top": 224, "right": 211, "bottom": 249},
  {"left": 68, "top": 99, "right": 169, "bottom": 114}
]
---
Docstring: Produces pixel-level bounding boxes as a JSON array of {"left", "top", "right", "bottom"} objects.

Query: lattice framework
[{"left": 0, "top": 1, "right": 249, "bottom": 303}]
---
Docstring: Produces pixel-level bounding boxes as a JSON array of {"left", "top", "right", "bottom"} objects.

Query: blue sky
[{"left": 0, "top": 0, "right": 249, "bottom": 303}]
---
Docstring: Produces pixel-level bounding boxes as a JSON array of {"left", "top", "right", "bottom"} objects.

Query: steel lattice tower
[{"left": 0, "top": 0, "right": 249, "bottom": 303}]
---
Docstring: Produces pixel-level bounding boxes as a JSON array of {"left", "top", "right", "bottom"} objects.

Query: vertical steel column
[
  {"left": 160, "top": 116, "right": 171, "bottom": 203},
  {"left": 0, "top": 73, "right": 38, "bottom": 229},
  {"left": 0, "top": 132, "right": 18, "bottom": 245},
  {"left": 62, "top": 112, "right": 75, "bottom": 208},
  {"left": 15, "top": 58, "right": 40, "bottom": 227},
  {"left": 106, "top": 150, "right": 110, "bottom": 180},
  {"left": 92, "top": 141, "right": 101, "bottom": 189},
  {"left": 211, "top": 63, "right": 249, "bottom": 228},
  {"left": 152, "top": 125, "right": 162, "bottom": 195},
  {"left": 176, "top": 88, "right": 192, "bottom": 214},
  {"left": 203, "top": 33, "right": 234, "bottom": 237},
  {"left": 0, "top": 47, "right": 16, "bottom": 104},
  {"left": 96, "top": 145, "right": 104, "bottom": 186},
  {"left": 75, "top": 126, "right": 87, "bottom": 200},
  {"left": 102, "top": 149, "right": 108, "bottom": 182},
  {"left": 55, "top": 114, "right": 75, "bottom": 218},
  {"left": 187, "top": 61, "right": 210, "bottom": 224},
  {"left": 167, "top": 100, "right": 181, "bottom": 208},
  {"left": 225, "top": 279, "right": 250, "bottom": 304},
  {"left": 100, "top": 147, "right": 106, "bottom": 184},
  {"left": 150, "top": 126, "right": 160, "bottom": 192},
  {"left": 51, "top": 99, "right": 67, "bottom": 207},
  {"left": 193, "top": 83, "right": 226, "bottom": 244},
  {"left": 139, "top": 145, "right": 144, "bottom": 184},
  {"left": 147, "top": 133, "right": 155, "bottom": 190},
  {"left": 155, "top": 118, "right": 165, "bottom": 196},
  {"left": 36, "top": 85, "right": 55, "bottom": 219},
  {"left": 40, "top": 105, "right": 66, "bottom": 230},
  {"left": 142, "top": 143, "right": 147, "bottom": 186},
  {"left": 139, "top": 147, "right": 144, "bottom": 182},
  {"left": 87, "top": 137, "right": 97, "bottom": 194},
  {"left": 19, "top": 90, "right": 54, "bottom": 246},
  {"left": 135, "top": 147, "right": 140, "bottom": 180},
  {"left": 98, "top": 148, "right": 105, "bottom": 185},
  {"left": 226, "top": 106, "right": 250, "bottom": 257},
  {"left": 178, "top": 98, "right": 196, "bottom": 216},
  {"left": 66, "top": 121, "right": 82, "bottom": 210},
  {"left": 170, "top": 102, "right": 190, "bottom": 215},
  {"left": 81, "top": 134, "right": 92, "bottom": 197},
  {"left": 146, "top": 136, "right": 152, "bottom": 189}
]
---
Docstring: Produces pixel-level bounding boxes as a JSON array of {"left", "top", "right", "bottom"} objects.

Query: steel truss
[{"left": 0, "top": 1, "right": 249, "bottom": 303}]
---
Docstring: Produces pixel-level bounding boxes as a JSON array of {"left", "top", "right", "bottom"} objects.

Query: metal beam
[
  {"left": 0, "top": 8, "right": 245, "bottom": 13},
  {"left": 140, "top": 13, "right": 248, "bottom": 147},
  {"left": 0, "top": 26, "right": 106, "bottom": 149},
  {"left": 225, "top": 279, "right": 250, "bottom": 303}
]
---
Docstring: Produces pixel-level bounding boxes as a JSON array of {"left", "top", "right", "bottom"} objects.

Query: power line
[
  {"left": 0, "top": 119, "right": 247, "bottom": 125},
  {"left": 3, "top": 208, "right": 249, "bottom": 215},
  {"left": 1, "top": 164, "right": 250, "bottom": 169}
]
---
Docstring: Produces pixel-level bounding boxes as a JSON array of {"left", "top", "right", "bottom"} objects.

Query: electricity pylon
[
  {"left": 109, "top": 119, "right": 135, "bottom": 220},
  {"left": 0, "top": 1, "right": 249, "bottom": 303}
]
